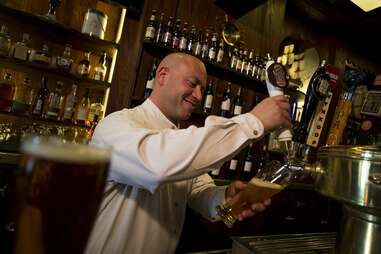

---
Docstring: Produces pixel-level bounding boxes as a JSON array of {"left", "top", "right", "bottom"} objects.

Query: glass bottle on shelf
[
  {"left": 155, "top": 12, "right": 165, "bottom": 44},
  {"left": 30, "top": 44, "right": 51, "bottom": 65},
  {"left": 62, "top": 84, "right": 78, "bottom": 124},
  {"left": 241, "top": 143, "right": 254, "bottom": 181},
  {"left": 144, "top": 9, "right": 157, "bottom": 41},
  {"left": 88, "top": 97, "right": 104, "bottom": 126},
  {"left": 75, "top": 88, "right": 91, "bottom": 125},
  {"left": 162, "top": 16, "right": 173, "bottom": 46},
  {"left": 203, "top": 80, "right": 214, "bottom": 113},
  {"left": 178, "top": 22, "right": 188, "bottom": 52},
  {"left": 200, "top": 29, "right": 210, "bottom": 59},
  {"left": 46, "top": 81, "right": 64, "bottom": 120},
  {"left": 245, "top": 50, "right": 254, "bottom": 76},
  {"left": 144, "top": 59, "right": 157, "bottom": 100},
  {"left": 186, "top": 25, "right": 197, "bottom": 53},
  {"left": 208, "top": 33, "right": 218, "bottom": 62},
  {"left": 12, "top": 33, "right": 30, "bottom": 60},
  {"left": 232, "top": 87, "right": 242, "bottom": 116},
  {"left": 220, "top": 82, "right": 231, "bottom": 117},
  {"left": 235, "top": 48, "right": 243, "bottom": 72},
  {"left": 77, "top": 51, "right": 91, "bottom": 77},
  {"left": 171, "top": 19, "right": 181, "bottom": 49},
  {"left": 210, "top": 167, "right": 221, "bottom": 179},
  {"left": 11, "top": 76, "right": 33, "bottom": 113},
  {"left": 0, "top": 73, "right": 15, "bottom": 112},
  {"left": 216, "top": 38, "right": 224, "bottom": 64},
  {"left": 193, "top": 30, "right": 202, "bottom": 56},
  {"left": 32, "top": 76, "right": 49, "bottom": 116},
  {"left": 240, "top": 49, "right": 248, "bottom": 73},
  {"left": 0, "top": 25, "right": 11, "bottom": 56},
  {"left": 94, "top": 51, "right": 107, "bottom": 81},
  {"left": 251, "top": 55, "right": 260, "bottom": 78},
  {"left": 229, "top": 47, "right": 239, "bottom": 69},
  {"left": 227, "top": 155, "right": 239, "bottom": 180},
  {"left": 56, "top": 44, "right": 74, "bottom": 72}
]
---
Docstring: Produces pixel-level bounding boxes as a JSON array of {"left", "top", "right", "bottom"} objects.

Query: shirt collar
[{"left": 142, "top": 99, "right": 178, "bottom": 129}]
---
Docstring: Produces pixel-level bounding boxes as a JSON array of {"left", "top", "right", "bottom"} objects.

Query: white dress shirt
[{"left": 85, "top": 99, "right": 264, "bottom": 254}]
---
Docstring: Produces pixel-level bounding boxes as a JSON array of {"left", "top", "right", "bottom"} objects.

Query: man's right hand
[{"left": 250, "top": 95, "right": 292, "bottom": 134}]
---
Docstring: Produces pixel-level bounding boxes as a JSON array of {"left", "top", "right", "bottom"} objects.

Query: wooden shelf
[
  {"left": 0, "top": 55, "right": 110, "bottom": 89},
  {"left": 0, "top": 110, "right": 89, "bottom": 128},
  {"left": 143, "top": 40, "right": 268, "bottom": 94},
  {"left": 0, "top": 3, "right": 119, "bottom": 54}
]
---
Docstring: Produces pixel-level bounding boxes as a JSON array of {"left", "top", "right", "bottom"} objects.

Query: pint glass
[{"left": 12, "top": 136, "right": 110, "bottom": 254}]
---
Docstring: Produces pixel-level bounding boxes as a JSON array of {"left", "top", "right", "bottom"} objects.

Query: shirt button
[{"left": 253, "top": 130, "right": 258, "bottom": 135}]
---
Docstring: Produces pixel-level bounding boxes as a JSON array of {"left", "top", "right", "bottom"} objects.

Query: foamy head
[
  {"left": 249, "top": 177, "right": 284, "bottom": 190},
  {"left": 21, "top": 136, "right": 111, "bottom": 164}
]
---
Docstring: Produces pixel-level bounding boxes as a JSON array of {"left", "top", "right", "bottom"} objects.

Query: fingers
[{"left": 238, "top": 199, "right": 272, "bottom": 221}]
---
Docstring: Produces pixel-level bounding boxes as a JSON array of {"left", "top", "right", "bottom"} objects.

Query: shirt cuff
[{"left": 232, "top": 113, "right": 264, "bottom": 139}]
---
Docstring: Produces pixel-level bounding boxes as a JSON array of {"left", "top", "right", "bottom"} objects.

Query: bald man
[{"left": 85, "top": 53, "right": 291, "bottom": 254}]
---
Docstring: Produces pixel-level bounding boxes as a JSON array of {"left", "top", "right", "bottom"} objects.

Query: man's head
[{"left": 149, "top": 53, "right": 207, "bottom": 123}]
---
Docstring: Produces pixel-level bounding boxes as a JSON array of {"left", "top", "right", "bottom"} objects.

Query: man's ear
[{"left": 156, "top": 66, "right": 169, "bottom": 87}]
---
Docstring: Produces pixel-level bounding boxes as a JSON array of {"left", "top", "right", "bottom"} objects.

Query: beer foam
[
  {"left": 249, "top": 177, "right": 284, "bottom": 190},
  {"left": 21, "top": 137, "right": 110, "bottom": 164}
]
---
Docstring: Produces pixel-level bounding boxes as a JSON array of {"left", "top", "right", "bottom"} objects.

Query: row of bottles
[
  {"left": 144, "top": 10, "right": 268, "bottom": 82},
  {"left": 0, "top": 25, "right": 108, "bottom": 81},
  {"left": 0, "top": 72, "right": 104, "bottom": 127}
]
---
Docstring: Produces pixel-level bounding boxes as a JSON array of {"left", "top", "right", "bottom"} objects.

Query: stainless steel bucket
[{"left": 315, "top": 145, "right": 381, "bottom": 254}]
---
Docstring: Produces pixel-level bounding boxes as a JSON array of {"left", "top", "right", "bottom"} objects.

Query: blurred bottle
[
  {"left": 94, "top": 51, "right": 107, "bottom": 81},
  {"left": 0, "top": 72, "right": 15, "bottom": 111},
  {"left": 88, "top": 97, "right": 104, "bottom": 126},
  {"left": 75, "top": 88, "right": 91, "bottom": 125},
  {"left": 144, "top": 60, "right": 157, "bottom": 100},
  {"left": 227, "top": 155, "right": 239, "bottom": 180},
  {"left": 0, "top": 25, "right": 11, "bottom": 56},
  {"left": 241, "top": 143, "right": 254, "bottom": 181},
  {"left": 203, "top": 80, "right": 214, "bottom": 113},
  {"left": 162, "top": 16, "right": 173, "bottom": 46},
  {"left": 144, "top": 10, "right": 157, "bottom": 41},
  {"left": 12, "top": 33, "right": 29, "bottom": 60},
  {"left": 216, "top": 38, "right": 224, "bottom": 64},
  {"left": 171, "top": 19, "right": 181, "bottom": 49},
  {"left": 31, "top": 76, "right": 49, "bottom": 116},
  {"left": 186, "top": 25, "right": 197, "bottom": 53},
  {"left": 201, "top": 29, "right": 210, "bottom": 59},
  {"left": 155, "top": 12, "right": 165, "bottom": 43},
  {"left": 56, "top": 44, "right": 73, "bottom": 72},
  {"left": 77, "top": 51, "right": 91, "bottom": 77},
  {"left": 62, "top": 84, "right": 78, "bottom": 124},
  {"left": 232, "top": 87, "right": 242, "bottom": 116},
  {"left": 46, "top": 81, "right": 64, "bottom": 120},
  {"left": 207, "top": 33, "right": 218, "bottom": 62},
  {"left": 178, "top": 22, "right": 189, "bottom": 52},
  {"left": 220, "top": 83, "right": 231, "bottom": 117}
]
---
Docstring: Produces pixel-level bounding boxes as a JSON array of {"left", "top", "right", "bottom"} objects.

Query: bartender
[{"left": 85, "top": 53, "right": 291, "bottom": 254}]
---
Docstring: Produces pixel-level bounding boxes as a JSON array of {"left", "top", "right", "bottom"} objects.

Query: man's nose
[{"left": 193, "top": 85, "right": 202, "bottom": 102}]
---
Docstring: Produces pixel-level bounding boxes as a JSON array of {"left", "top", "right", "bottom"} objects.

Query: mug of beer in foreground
[{"left": 13, "top": 136, "right": 110, "bottom": 254}]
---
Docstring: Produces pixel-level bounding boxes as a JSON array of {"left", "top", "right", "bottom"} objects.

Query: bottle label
[
  {"left": 63, "top": 108, "right": 73, "bottom": 119},
  {"left": 211, "top": 169, "right": 220, "bottom": 176},
  {"left": 201, "top": 45, "right": 208, "bottom": 58},
  {"left": 33, "top": 99, "right": 43, "bottom": 114},
  {"left": 204, "top": 94, "right": 213, "bottom": 108},
  {"left": 146, "top": 79, "right": 154, "bottom": 89},
  {"left": 217, "top": 49, "right": 224, "bottom": 63},
  {"left": 194, "top": 43, "right": 202, "bottom": 56},
  {"left": 76, "top": 108, "right": 88, "bottom": 121},
  {"left": 172, "top": 37, "right": 180, "bottom": 48},
  {"left": 163, "top": 32, "right": 172, "bottom": 44},
  {"left": 94, "top": 71, "right": 104, "bottom": 81},
  {"left": 241, "top": 61, "right": 247, "bottom": 72},
  {"left": 233, "top": 105, "right": 242, "bottom": 115},
  {"left": 208, "top": 48, "right": 216, "bottom": 60},
  {"left": 78, "top": 65, "right": 90, "bottom": 75},
  {"left": 245, "top": 63, "right": 252, "bottom": 74},
  {"left": 243, "top": 161, "right": 252, "bottom": 172},
  {"left": 145, "top": 26, "right": 155, "bottom": 39},
  {"left": 179, "top": 37, "right": 187, "bottom": 50},
  {"left": 57, "top": 57, "right": 72, "bottom": 70},
  {"left": 221, "top": 99, "right": 231, "bottom": 111},
  {"left": 47, "top": 107, "right": 59, "bottom": 117},
  {"left": 230, "top": 56, "right": 237, "bottom": 69},
  {"left": 236, "top": 59, "right": 242, "bottom": 71},
  {"left": 229, "top": 159, "right": 237, "bottom": 170}
]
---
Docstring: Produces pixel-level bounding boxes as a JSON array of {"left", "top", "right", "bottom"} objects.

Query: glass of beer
[{"left": 12, "top": 136, "right": 110, "bottom": 254}]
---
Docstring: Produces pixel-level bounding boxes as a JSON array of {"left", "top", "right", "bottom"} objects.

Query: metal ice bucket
[{"left": 315, "top": 145, "right": 381, "bottom": 254}]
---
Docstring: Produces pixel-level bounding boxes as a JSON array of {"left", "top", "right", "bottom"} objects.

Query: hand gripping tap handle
[{"left": 265, "top": 54, "right": 293, "bottom": 142}]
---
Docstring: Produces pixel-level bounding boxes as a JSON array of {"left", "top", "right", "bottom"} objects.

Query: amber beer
[
  {"left": 216, "top": 178, "right": 284, "bottom": 228},
  {"left": 13, "top": 136, "right": 110, "bottom": 254}
]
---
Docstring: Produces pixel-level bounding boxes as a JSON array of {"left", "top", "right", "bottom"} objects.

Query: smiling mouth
[{"left": 184, "top": 99, "right": 196, "bottom": 107}]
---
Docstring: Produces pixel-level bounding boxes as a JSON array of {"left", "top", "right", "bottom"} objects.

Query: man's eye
[{"left": 187, "top": 80, "right": 197, "bottom": 88}]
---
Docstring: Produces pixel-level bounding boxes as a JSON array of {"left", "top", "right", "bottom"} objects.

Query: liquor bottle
[
  {"left": 94, "top": 51, "right": 107, "bottom": 81},
  {"left": 252, "top": 55, "right": 260, "bottom": 78},
  {"left": 229, "top": 47, "right": 239, "bottom": 69},
  {"left": 32, "top": 76, "right": 49, "bottom": 116},
  {"left": 207, "top": 33, "right": 218, "bottom": 62},
  {"left": 210, "top": 168, "right": 221, "bottom": 178},
  {"left": 235, "top": 48, "right": 242, "bottom": 72},
  {"left": 155, "top": 12, "right": 165, "bottom": 43},
  {"left": 30, "top": 44, "right": 50, "bottom": 65},
  {"left": 241, "top": 143, "right": 254, "bottom": 181},
  {"left": 144, "top": 10, "right": 157, "bottom": 41},
  {"left": 232, "top": 87, "right": 242, "bottom": 116},
  {"left": 178, "top": 22, "right": 188, "bottom": 51},
  {"left": 240, "top": 49, "right": 248, "bottom": 73},
  {"left": 11, "top": 77, "right": 33, "bottom": 113},
  {"left": 216, "top": 38, "right": 224, "bottom": 64},
  {"left": 88, "top": 97, "right": 104, "bottom": 125},
  {"left": 203, "top": 80, "right": 214, "bottom": 113},
  {"left": 193, "top": 30, "right": 202, "bottom": 56},
  {"left": 77, "top": 51, "right": 91, "bottom": 77},
  {"left": 200, "top": 29, "right": 210, "bottom": 59},
  {"left": 12, "top": 33, "right": 29, "bottom": 60},
  {"left": 186, "top": 25, "right": 197, "bottom": 53},
  {"left": 46, "top": 81, "right": 64, "bottom": 120},
  {"left": 0, "top": 73, "right": 15, "bottom": 111},
  {"left": 245, "top": 50, "right": 254, "bottom": 76},
  {"left": 56, "top": 44, "right": 73, "bottom": 72},
  {"left": 220, "top": 83, "right": 231, "bottom": 117},
  {"left": 0, "top": 25, "right": 11, "bottom": 56},
  {"left": 75, "top": 88, "right": 91, "bottom": 125},
  {"left": 162, "top": 16, "right": 173, "bottom": 46},
  {"left": 144, "top": 60, "right": 158, "bottom": 99},
  {"left": 171, "top": 19, "right": 181, "bottom": 49},
  {"left": 62, "top": 84, "right": 78, "bottom": 123},
  {"left": 227, "top": 155, "right": 239, "bottom": 180}
]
